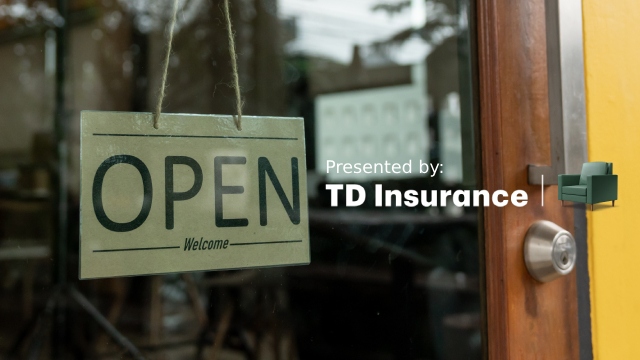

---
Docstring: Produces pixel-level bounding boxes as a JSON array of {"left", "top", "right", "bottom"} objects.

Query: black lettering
[
  {"left": 214, "top": 156, "right": 248, "bottom": 227},
  {"left": 223, "top": 239, "right": 229, "bottom": 249},
  {"left": 92, "top": 155, "right": 152, "bottom": 232},
  {"left": 165, "top": 156, "right": 203, "bottom": 230},
  {"left": 258, "top": 157, "right": 300, "bottom": 226},
  {"left": 184, "top": 237, "right": 194, "bottom": 250},
  {"left": 211, "top": 239, "right": 223, "bottom": 249}
]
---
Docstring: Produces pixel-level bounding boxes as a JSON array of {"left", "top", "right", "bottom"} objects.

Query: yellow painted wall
[{"left": 583, "top": 0, "right": 640, "bottom": 358}]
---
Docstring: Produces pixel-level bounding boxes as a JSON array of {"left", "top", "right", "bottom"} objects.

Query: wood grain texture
[{"left": 476, "top": 0, "right": 580, "bottom": 358}]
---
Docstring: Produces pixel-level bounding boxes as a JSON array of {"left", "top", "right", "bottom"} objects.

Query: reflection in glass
[{"left": 0, "top": 0, "right": 478, "bottom": 358}]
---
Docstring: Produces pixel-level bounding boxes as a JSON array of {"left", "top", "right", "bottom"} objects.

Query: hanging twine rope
[
  {"left": 223, "top": 0, "right": 243, "bottom": 130},
  {"left": 153, "top": 0, "right": 244, "bottom": 131},
  {"left": 153, "top": 0, "right": 179, "bottom": 129}
]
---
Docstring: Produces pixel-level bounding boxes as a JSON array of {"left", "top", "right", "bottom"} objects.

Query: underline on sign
[
  {"left": 230, "top": 240, "right": 303, "bottom": 246},
  {"left": 93, "top": 133, "right": 298, "bottom": 141},
  {"left": 93, "top": 246, "right": 180, "bottom": 253}
]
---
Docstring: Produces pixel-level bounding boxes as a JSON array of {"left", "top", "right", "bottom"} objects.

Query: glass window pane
[{"left": 0, "top": 0, "right": 479, "bottom": 358}]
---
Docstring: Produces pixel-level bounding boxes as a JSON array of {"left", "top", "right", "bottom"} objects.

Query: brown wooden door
[{"left": 476, "top": 0, "right": 580, "bottom": 358}]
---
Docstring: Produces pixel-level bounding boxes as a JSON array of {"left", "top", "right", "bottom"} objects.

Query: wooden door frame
[{"left": 476, "top": 0, "right": 582, "bottom": 358}]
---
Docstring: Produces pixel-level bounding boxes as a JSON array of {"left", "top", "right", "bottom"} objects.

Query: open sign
[{"left": 80, "top": 111, "right": 309, "bottom": 279}]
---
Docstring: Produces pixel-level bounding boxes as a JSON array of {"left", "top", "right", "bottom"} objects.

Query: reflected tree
[{"left": 370, "top": 0, "right": 466, "bottom": 55}]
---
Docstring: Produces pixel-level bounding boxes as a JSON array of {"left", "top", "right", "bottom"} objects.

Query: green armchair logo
[{"left": 558, "top": 162, "right": 618, "bottom": 210}]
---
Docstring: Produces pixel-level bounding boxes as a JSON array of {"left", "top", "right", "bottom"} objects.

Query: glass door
[{"left": 0, "top": 0, "right": 481, "bottom": 358}]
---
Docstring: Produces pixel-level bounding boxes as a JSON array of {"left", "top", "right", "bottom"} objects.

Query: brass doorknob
[{"left": 524, "top": 220, "right": 577, "bottom": 282}]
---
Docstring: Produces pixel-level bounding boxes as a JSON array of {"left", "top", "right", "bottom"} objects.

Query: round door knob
[{"left": 524, "top": 220, "right": 577, "bottom": 282}]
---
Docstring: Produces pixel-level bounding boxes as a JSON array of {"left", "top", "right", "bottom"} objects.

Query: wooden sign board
[{"left": 80, "top": 111, "right": 309, "bottom": 279}]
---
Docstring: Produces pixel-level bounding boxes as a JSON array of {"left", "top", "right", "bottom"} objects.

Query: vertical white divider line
[{"left": 542, "top": 175, "right": 544, "bottom": 206}]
